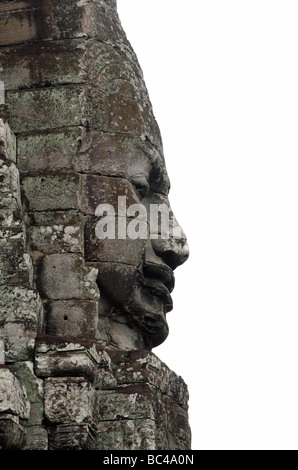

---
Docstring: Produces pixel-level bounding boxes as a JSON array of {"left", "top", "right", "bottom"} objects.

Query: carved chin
[
  {"left": 126, "top": 286, "right": 170, "bottom": 348},
  {"left": 96, "top": 263, "right": 172, "bottom": 348},
  {"left": 130, "top": 312, "right": 169, "bottom": 349}
]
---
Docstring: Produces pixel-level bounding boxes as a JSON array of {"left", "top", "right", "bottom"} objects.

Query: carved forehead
[{"left": 86, "top": 41, "right": 165, "bottom": 163}]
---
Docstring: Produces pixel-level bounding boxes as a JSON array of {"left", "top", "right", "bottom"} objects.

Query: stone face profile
[{"left": 0, "top": 0, "right": 191, "bottom": 450}]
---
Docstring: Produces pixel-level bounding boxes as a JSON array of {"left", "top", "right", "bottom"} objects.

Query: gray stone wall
[{"left": 0, "top": 0, "right": 191, "bottom": 450}]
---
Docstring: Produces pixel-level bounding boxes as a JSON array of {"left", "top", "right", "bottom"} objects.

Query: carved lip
[{"left": 140, "top": 262, "right": 175, "bottom": 313}]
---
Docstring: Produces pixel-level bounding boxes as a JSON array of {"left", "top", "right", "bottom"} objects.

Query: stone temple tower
[{"left": 0, "top": 0, "right": 191, "bottom": 450}]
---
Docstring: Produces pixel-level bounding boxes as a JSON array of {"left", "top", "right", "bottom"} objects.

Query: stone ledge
[
  {"left": 35, "top": 337, "right": 106, "bottom": 381},
  {"left": 106, "top": 349, "right": 190, "bottom": 410}
]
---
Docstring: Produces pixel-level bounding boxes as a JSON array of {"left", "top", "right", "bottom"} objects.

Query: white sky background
[{"left": 117, "top": 0, "right": 298, "bottom": 450}]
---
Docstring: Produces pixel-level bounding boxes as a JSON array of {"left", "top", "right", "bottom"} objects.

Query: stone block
[
  {"left": 96, "top": 419, "right": 156, "bottom": 451},
  {"left": 0, "top": 159, "right": 23, "bottom": 230},
  {"left": 0, "top": 414, "right": 26, "bottom": 450},
  {"left": 0, "top": 285, "right": 42, "bottom": 326},
  {"left": 18, "top": 128, "right": 84, "bottom": 174},
  {"left": 0, "top": 286, "right": 43, "bottom": 362},
  {"left": 44, "top": 377, "right": 95, "bottom": 424},
  {"left": 80, "top": 174, "right": 139, "bottom": 215},
  {"left": 23, "top": 426, "right": 48, "bottom": 450},
  {"left": 45, "top": 300, "right": 98, "bottom": 340},
  {"left": 21, "top": 174, "right": 81, "bottom": 212},
  {"left": 28, "top": 211, "right": 84, "bottom": 255},
  {"left": 96, "top": 262, "right": 137, "bottom": 306},
  {"left": 0, "top": 0, "right": 125, "bottom": 46},
  {"left": 85, "top": 216, "right": 147, "bottom": 264},
  {"left": 106, "top": 0, "right": 117, "bottom": 8},
  {"left": 6, "top": 85, "right": 86, "bottom": 133},
  {"left": 108, "top": 350, "right": 190, "bottom": 410},
  {"left": 0, "top": 235, "right": 33, "bottom": 287},
  {"left": 0, "top": 0, "right": 86, "bottom": 46},
  {"left": 0, "top": 159, "right": 21, "bottom": 206},
  {"left": 0, "top": 368, "right": 30, "bottom": 419},
  {"left": 96, "top": 385, "right": 155, "bottom": 422},
  {"left": 36, "top": 253, "right": 99, "bottom": 301},
  {"left": 35, "top": 338, "right": 101, "bottom": 381},
  {"left": 163, "top": 399, "right": 192, "bottom": 451},
  {"left": 0, "top": 206, "right": 23, "bottom": 229},
  {"left": 10, "top": 362, "right": 44, "bottom": 427},
  {"left": 0, "top": 39, "right": 86, "bottom": 91},
  {"left": 0, "top": 118, "right": 16, "bottom": 162},
  {"left": 94, "top": 368, "right": 117, "bottom": 391},
  {"left": 78, "top": 39, "right": 148, "bottom": 132},
  {"left": 90, "top": 350, "right": 191, "bottom": 450},
  {"left": 74, "top": 132, "right": 151, "bottom": 177},
  {"left": 0, "top": 323, "right": 36, "bottom": 363},
  {"left": 48, "top": 423, "right": 96, "bottom": 450},
  {"left": 103, "top": 93, "right": 144, "bottom": 135}
]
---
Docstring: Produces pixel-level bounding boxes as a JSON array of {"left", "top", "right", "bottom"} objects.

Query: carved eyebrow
[{"left": 133, "top": 142, "right": 170, "bottom": 196}]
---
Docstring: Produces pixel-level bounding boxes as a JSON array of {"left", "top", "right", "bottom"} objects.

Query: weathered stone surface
[
  {"left": 96, "top": 385, "right": 155, "bottom": 421},
  {"left": 109, "top": 350, "right": 189, "bottom": 409},
  {"left": 23, "top": 426, "right": 48, "bottom": 451},
  {"left": 104, "top": 93, "right": 144, "bottom": 135},
  {"left": 36, "top": 254, "right": 99, "bottom": 301},
  {"left": 0, "top": 235, "right": 33, "bottom": 287},
  {"left": 0, "top": 0, "right": 191, "bottom": 451},
  {"left": 96, "top": 263, "right": 138, "bottom": 306},
  {"left": 0, "top": 286, "right": 43, "bottom": 362},
  {"left": 18, "top": 128, "right": 84, "bottom": 174},
  {"left": 0, "top": 414, "right": 26, "bottom": 450},
  {"left": 91, "top": 350, "right": 191, "bottom": 450},
  {"left": 0, "top": 0, "right": 121, "bottom": 47},
  {"left": 95, "top": 419, "right": 156, "bottom": 451},
  {"left": 44, "top": 377, "right": 95, "bottom": 424},
  {"left": 85, "top": 216, "right": 147, "bottom": 264},
  {"left": 0, "top": 368, "right": 30, "bottom": 419},
  {"left": 48, "top": 423, "right": 96, "bottom": 451},
  {"left": 0, "top": 285, "right": 42, "bottom": 326},
  {"left": 80, "top": 174, "right": 139, "bottom": 215},
  {"left": 0, "top": 118, "right": 16, "bottom": 162},
  {"left": 0, "top": 39, "right": 87, "bottom": 91},
  {"left": 0, "top": 323, "right": 35, "bottom": 363},
  {"left": 28, "top": 211, "right": 84, "bottom": 255},
  {"left": 10, "top": 362, "right": 44, "bottom": 426},
  {"left": 94, "top": 368, "right": 117, "bottom": 391},
  {"left": 35, "top": 337, "right": 101, "bottom": 381},
  {"left": 0, "top": 147, "right": 23, "bottom": 230},
  {"left": 45, "top": 300, "right": 98, "bottom": 339},
  {"left": 0, "top": 209, "right": 23, "bottom": 230},
  {"left": 21, "top": 174, "right": 81, "bottom": 212},
  {"left": 0, "top": 159, "right": 21, "bottom": 208},
  {"left": 161, "top": 399, "right": 192, "bottom": 451},
  {"left": 74, "top": 132, "right": 152, "bottom": 177},
  {"left": 6, "top": 86, "right": 86, "bottom": 133}
]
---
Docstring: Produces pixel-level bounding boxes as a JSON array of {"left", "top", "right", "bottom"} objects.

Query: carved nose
[
  {"left": 150, "top": 209, "right": 189, "bottom": 270},
  {"left": 151, "top": 235, "right": 189, "bottom": 270}
]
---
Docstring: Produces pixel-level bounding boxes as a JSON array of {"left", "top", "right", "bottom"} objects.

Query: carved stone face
[
  {"left": 82, "top": 133, "right": 189, "bottom": 351},
  {"left": 0, "top": 0, "right": 189, "bottom": 350},
  {"left": 73, "top": 27, "right": 190, "bottom": 351}
]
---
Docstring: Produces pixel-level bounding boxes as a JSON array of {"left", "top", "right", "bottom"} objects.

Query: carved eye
[{"left": 136, "top": 182, "right": 149, "bottom": 199}]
